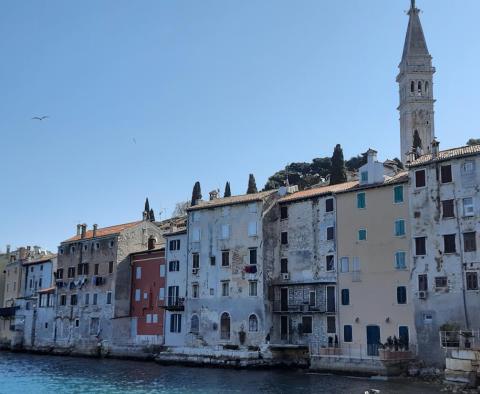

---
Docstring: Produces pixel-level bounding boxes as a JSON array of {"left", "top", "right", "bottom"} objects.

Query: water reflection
[{"left": 0, "top": 352, "right": 441, "bottom": 394}]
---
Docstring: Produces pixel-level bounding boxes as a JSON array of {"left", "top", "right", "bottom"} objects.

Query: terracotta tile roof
[
  {"left": 23, "top": 254, "right": 57, "bottom": 266},
  {"left": 337, "top": 171, "right": 409, "bottom": 194},
  {"left": 63, "top": 221, "right": 143, "bottom": 243},
  {"left": 280, "top": 172, "right": 409, "bottom": 203},
  {"left": 187, "top": 190, "right": 276, "bottom": 211},
  {"left": 279, "top": 181, "right": 359, "bottom": 203},
  {"left": 407, "top": 145, "right": 480, "bottom": 168}
]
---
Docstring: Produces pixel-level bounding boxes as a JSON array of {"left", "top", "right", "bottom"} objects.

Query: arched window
[
  {"left": 249, "top": 314, "right": 258, "bottom": 332},
  {"left": 410, "top": 81, "right": 414, "bottom": 93},
  {"left": 425, "top": 81, "right": 429, "bottom": 94},
  {"left": 148, "top": 236, "right": 156, "bottom": 250},
  {"left": 191, "top": 314, "right": 199, "bottom": 334},
  {"left": 220, "top": 312, "right": 230, "bottom": 340},
  {"left": 418, "top": 81, "right": 422, "bottom": 93}
]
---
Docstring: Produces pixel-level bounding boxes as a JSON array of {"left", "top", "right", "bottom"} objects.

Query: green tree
[
  {"left": 329, "top": 144, "right": 347, "bottom": 185},
  {"left": 247, "top": 174, "right": 258, "bottom": 194},
  {"left": 190, "top": 181, "right": 202, "bottom": 206},
  {"left": 224, "top": 181, "right": 231, "bottom": 197},
  {"left": 466, "top": 138, "right": 480, "bottom": 146}
]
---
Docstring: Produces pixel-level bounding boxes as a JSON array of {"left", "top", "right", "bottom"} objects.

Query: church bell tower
[{"left": 397, "top": 0, "right": 435, "bottom": 162}]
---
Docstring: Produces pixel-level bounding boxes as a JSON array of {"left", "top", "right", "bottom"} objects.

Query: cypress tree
[
  {"left": 191, "top": 181, "right": 202, "bottom": 206},
  {"left": 224, "top": 181, "right": 231, "bottom": 197},
  {"left": 247, "top": 174, "right": 258, "bottom": 194},
  {"left": 329, "top": 144, "right": 347, "bottom": 185}
]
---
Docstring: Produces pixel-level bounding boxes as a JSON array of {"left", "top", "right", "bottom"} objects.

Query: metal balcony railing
[
  {"left": 164, "top": 297, "right": 185, "bottom": 311},
  {"left": 272, "top": 300, "right": 326, "bottom": 313}
]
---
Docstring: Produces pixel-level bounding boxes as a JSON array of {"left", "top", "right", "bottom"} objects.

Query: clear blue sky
[{"left": 1, "top": 0, "right": 479, "bottom": 252}]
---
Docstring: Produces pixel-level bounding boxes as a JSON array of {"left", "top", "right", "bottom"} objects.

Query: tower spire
[{"left": 397, "top": 0, "right": 435, "bottom": 162}]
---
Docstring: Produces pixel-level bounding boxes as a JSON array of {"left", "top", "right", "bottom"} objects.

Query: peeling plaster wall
[
  {"left": 185, "top": 196, "right": 278, "bottom": 348},
  {"left": 409, "top": 155, "right": 480, "bottom": 366},
  {"left": 55, "top": 221, "right": 163, "bottom": 351},
  {"left": 267, "top": 196, "right": 337, "bottom": 345}
]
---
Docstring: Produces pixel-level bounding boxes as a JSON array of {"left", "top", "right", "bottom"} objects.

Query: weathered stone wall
[
  {"left": 409, "top": 155, "right": 480, "bottom": 366},
  {"left": 185, "top": 196, "right": 278, "bottom": 348}
]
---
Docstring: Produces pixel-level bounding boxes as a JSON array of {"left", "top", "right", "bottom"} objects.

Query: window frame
[
  {"left": 393, "top": 185, "right": 404, "bottom": 204},
  {"left": 443, "top": 234, "right": 457, "bottom": 254},
  {"left": 463, "top": 232, "right": 477, "bottom": 252},
  {"left": 396, "top": 286, "right": 407, "bottom": 304},
  {"left": 415, "top": 169, "right": 426, "bottom": 188},
  {"left": 357, "top": 192, "right": 366, "bottom": 209},
  {"left": 440, "top": 164, "right": 453, "bottom": 184}
]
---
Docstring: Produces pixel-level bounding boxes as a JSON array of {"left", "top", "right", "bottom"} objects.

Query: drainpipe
[{"left": 453, "top": 188, "right": 470, "bottom": 329}]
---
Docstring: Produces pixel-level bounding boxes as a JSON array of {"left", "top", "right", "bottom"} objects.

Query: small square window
[
  {"left": 395, "top": 251, "right": 407, "bottom": 269},
  {"left": 415, "top": 170, "right": 426, "bottom": 188},
  {"left": 326, "top": 227, "right": 334, "bottom": 241},
  {"left": 341, "top": 289, "right": 350, "bottom": 305},
  {"left": 466, "top": 272, "right": 478, "bottom": 290},
  {"left": 280, "top": 206, "right": 288, "bottom": 220},
  {"left": 393, "top": 185, "right": 404, "bottom": 204},
  {"left": 463, "top": 232, "right": 477, "bottom": 252},
  {"left": 192, "top": 253, "right": 200, "bottom": 269},
  {"left": 415, "top": 237, "right": 426, "bottom": 256},
  {"left": 463, "top": 160, "right": 475, "bottom": 174},
  {"left": 358, "top": 229, "right": 367, "bottom": 241},
  {"left": 397, "top": 286, "right": 407, "bottom": 304},
  {"left": 361, "top": 171, "right": 368, "bottom": 183},
  {"left": 192, "top": 283, "right": 199, "bottom": 298},
  {"left": 326, "top": 255, "right": 335, "bottom": 271},
  {"left": 249, "top": 281, "right": 257, "bottom": 297},
  {"left": 357, "top": 192, "right": 366, "bottom": 209},
  {"left": 281, "top": 232, "right": 288, "bottom": 245},
  {"left": 221, "top": 250, "right": 230, "bottom": 267},
  {"left": 249, "top": 248, "right": 257, "bottom": 265},
  {"left": 302, "top": 316, "right": 313, "bottom": 334},
  {"left": 394, "top": 220, "right": 405, "bottom": 236},
  {"left": 443, "top": 234, "right": 456, "bottom": 254},
  {"left": 221, "top": 281, "right": 229, "bottom": 297},
  {"left": 441, "top": 165, "right": 452, "bottom": 183},
  {"left": 463, "top": 198, "right": 475, "bottom": 217},
  {"left": 442, "top": 200, "right": 455, "bottom": 219},
  {"left": 280, "top": 258, "right": 288, "bottom": 274},
  {"left": 435, "top": 276, "right": 448, "bottom": 289},
  {"left": 325, "top": 198, "right": 334, "bottom": 212},
  {"left": 343, "top": 325, "right": 353, "bottom": 342}
]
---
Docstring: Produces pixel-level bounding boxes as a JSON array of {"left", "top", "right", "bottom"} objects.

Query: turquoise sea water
[{"left": 0, "top": 352, "right": 441, "bottom": 394}]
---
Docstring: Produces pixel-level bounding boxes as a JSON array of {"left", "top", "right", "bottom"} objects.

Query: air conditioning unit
[
  {"left": 282, "top": 273, "right": 290, "bottom": 280},
  {"left": 192, "top": 268, "right": 199, "bottom": 275},
  {"left": 418, "top": 290, "right": 428, "bottom": 299}
]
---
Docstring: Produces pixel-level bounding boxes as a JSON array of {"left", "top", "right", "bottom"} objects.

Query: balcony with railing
[
  {"left": 162, "top": 297, "right": 185, "bottom": 311},
  {"left": 272, "top": 300, "right": 326, "bottom": 314}
]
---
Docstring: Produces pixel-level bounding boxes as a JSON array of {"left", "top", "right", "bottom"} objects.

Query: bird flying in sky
[{"left": 31, "top": 116, "right": 49, "bottom": 121}]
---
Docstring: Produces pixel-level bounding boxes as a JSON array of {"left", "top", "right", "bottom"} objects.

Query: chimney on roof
[
  {"left": 18, "top": 247, "right": 27, "bottom": 260},
  {"left": 431, "top": 138, "right": 440, "bottom": 158},
  {"left": 81, "top": 224, "right": 87, "bottom": 239},
  {"left": 77, "top": 224, "right": 82, "bottom": 236},
  {"left": 93, "top": 224, "right": 98, "bottom": 238},
  {"left": 366, "top": 148, "right": 378, "bottom": 164},
  {"left": 209, "top": 189, "right": 219, "bottom": 201}
]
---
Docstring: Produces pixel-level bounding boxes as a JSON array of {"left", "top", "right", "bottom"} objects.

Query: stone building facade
[
  {"left": 54, "top": 220, "right": 163, "bottom": 353},
  {"left": 407, "top": 144, "right": 480, "bottom": 366},
  {"left": 185, "top": 191, "right": 278, "bottom": 348},
  {"left": 266, "top": 183, "right": 353, "bottom": 347}
]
